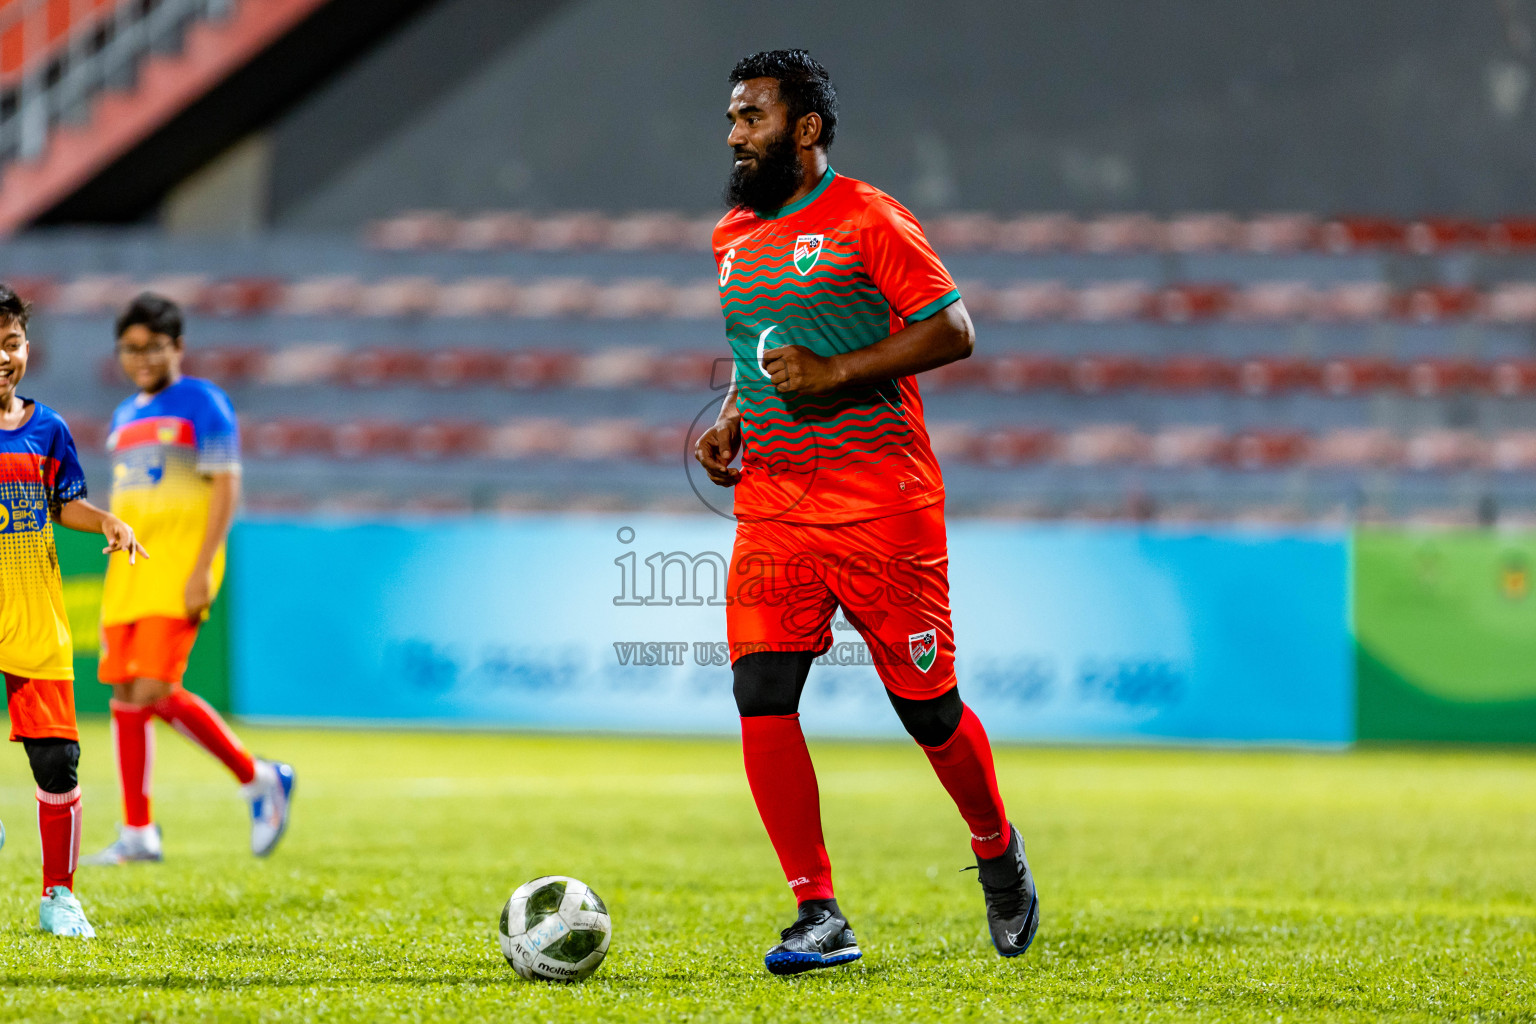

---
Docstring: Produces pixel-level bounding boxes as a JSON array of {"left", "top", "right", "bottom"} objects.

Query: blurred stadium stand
[{"left": 13, "top": 209, "right": 1536, "bottom": 524}]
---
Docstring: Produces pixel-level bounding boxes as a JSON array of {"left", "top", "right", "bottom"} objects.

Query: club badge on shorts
[
  {"left": 909, "top": 629, "right": 938, "bottom": 673},
  {"left": 793, "top": 234, "right": 824, "bottom": 275}
]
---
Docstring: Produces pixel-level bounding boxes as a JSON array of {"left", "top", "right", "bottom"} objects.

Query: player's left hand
[
  {"left": 761, "top": 345, "right": 845, "bottom": 396},
  {"left": 101, "top": 515, "right": 148, "bottom": 565},
  {"left": 184, "top": 567, "right": 213, "bottom": 619}
]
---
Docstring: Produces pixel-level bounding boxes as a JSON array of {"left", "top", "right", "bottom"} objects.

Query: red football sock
[
  {"left": 921, "top": 703, "right": 1011, "bottom": 859},
  {"left": 741, "top": 714, "right": 834, "bottom": 902},
  {"left": 37, "top": 786, "right": 81, "bottom": 893},
  {"left": 110, "top": 700, "right": 155, "bottom": 828},
  {"left": 151, "top": 689, "right": 256, "bottom": 785}
]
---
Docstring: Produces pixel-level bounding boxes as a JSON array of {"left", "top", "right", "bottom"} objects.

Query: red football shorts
[
  {"left": 726, "top": 501, "right": 956, "bottom": 700},
  {"left": 98, "top": 616, "right": 201, "bottom": 686},
  {"left": 5, "top": 673, "right": 79, "bottom": 742}
]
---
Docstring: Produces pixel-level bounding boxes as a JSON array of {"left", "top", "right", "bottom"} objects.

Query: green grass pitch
[{"left": 0, "top": 722, "right": 1531, "bottom": 1022}]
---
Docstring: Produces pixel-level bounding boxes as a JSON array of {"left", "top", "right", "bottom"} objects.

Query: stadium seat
[
  {"left": 435, "top": 277, "right": 521, "bottom": 317},
  {"left": 1490, "top": 431, "right": 1536, "bottom": 471},
  {"left": 451, "top": 212, "right": 534, "bottom": 250},
  {"left": 1165, "top": 214, "right": 1241, "bottom": 252},
  {"left": 1321, "top": 357, "right": 1407, "bottom": 396},
  {"left": 1158, "top": 283, "right": 1233, "bottom": 322},
  {"left": 1232, "top": 431, "right": 1309, "bottom": 469},
  {"left": 280, "top": 276, "right": 363, "bottom": 316},
  {"left": 988, "top": 281, "right": 1074, "bottom": 321},
  {"left": 575, "top": 348, "right": 657, "bottom": 388},
  {"left": 1075, "top": 281, "right": 1156, "bottom": 320},
  {"left": 180, "top": 347, "right": 267, "bottom": 385},
  {"left": 502, "top": 350, "right": 580, "bottom": 390},
  {"left": 1151, "top": 356, "right": 1238, "bottom": 392},
  {"left": 424, "top": 349, "right": 510, "bottom": 389},
  {"left": 1150, "top": 426, "right": 1232, "bottom": 467},
  {"left": 339, "top": 349, "right": 420, "bottom": 388},
  {"left": 1231, "top": 281, "right": 1318, "bottom": 321},
  {"left": 367, "top": 211, "right": 458, "bottom": 249},
  {"left": 51, "top": 274, "right": 135, "bottom": 315},
  {"left": 1486, "top": 218, "right": 1536, "bottom": 251},
  {"left": 1071, "top": 355, "right": 1147, "bottom": 393},
  {"left": 1081, "top": 214, "right": 1164, "bottom": 253},
  {"left": 1309, "top": 428, "right": 1405, "bottom": 469},
  {"left": 1405, "top": 359, "right": 1490, "bottom": 397},
  {"left": 1481, "top": 283, "right": 1536, "bottom": 323},
  {"left": 1320, "top": 217, "right": 1407, "bottom": 253},
  {"left": 1404, "top": 430, "right": 1488, "bottom": 471},
  {"left": 408, "top": 421, "right": 490, "bottom": 459},
  {"left": 565, "top": 418, "right": 647, "bottom": 460},
  {"left": 1319, "top": 282, "right": 1394, "bottom": 321},
  {"left": 197, "top": 278, "right": 284, "bottom": 317},
  {"left": 974, "top": 427, "right": 1055, "bottom": 466},
  {"left": 591, "top": 279, "right": 676, "bottom": 318},
  {"left": 1491, "top": 360, "right": 1536, "bottom": 397},
  {"left": 605, "top": 213, "right": 691, "bottom": 250},
  {"left": 1240, "top": 214, "right": 1320, "bottom": 253},
  {"left": 648, "top": 351, "right": 720, "bottom": 391},
  {"left": 1061, "top": 424, "right": 1149, "bottom": 465},
  {"left": 993, "top": 214, "right": 1080, "bottom": 252},
  {"left": 988, "top": 354, "right": 1072, "bottom": 392},
  {"left": 518, "top": 277, "right": 597, "bottom": 317},
  {"left": 359, "top": 277, "right": 440, "bottom": 317},
  {"left": 926, "top": 423, "right": 980, "bottom": 461},
  {"left": 245, "top": 420, "right": 337, "bottom": 459},
  {"left": 1405, "top": 218, "right": 1486, "bottom": 254},
  {"left": 528, "top": 213, "right": 609, "bottom": 250},
  {"left": 333, "top": 421, "right": 414, "bottom": 459},
  {"left": 258, "top": 344, "right": 347, "bottom": 386},
  {"left": 485, "top": 418, "right": 567, "bottom": 458},
  {"left": 928, "top": 214, "right": 999, "bottom": 251},
  {"left": 1400, "top": 285, "right": 1480, "bottom": 322}
]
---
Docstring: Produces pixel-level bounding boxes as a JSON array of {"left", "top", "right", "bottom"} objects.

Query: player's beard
[{"left": 724, "top": 130, "right": 804, "bottom": 212}]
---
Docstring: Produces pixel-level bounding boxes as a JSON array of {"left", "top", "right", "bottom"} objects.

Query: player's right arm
[
  {"left": 57, "top": 498, "right": 148, "bottom": 563},
  {"left": 694, "top": 381, "right": 742, "bottom": 487}
]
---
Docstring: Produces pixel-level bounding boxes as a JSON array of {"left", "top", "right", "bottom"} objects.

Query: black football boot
[
  {"left": 763, "top": 898, "right": 862, "bottom": 976},
  {"left": 974, "top": 824, "right": 1040, "bottom": 957}
]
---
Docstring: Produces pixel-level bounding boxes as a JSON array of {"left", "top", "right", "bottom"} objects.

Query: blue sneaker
[
  {"left": 764, "top": 899, "right": 862, "bottom": 976},
  {"left": 38, "top": 886, "right": 95, "bottom": 938},
  {"left": 974, "top": 824, "right": 1040, "bottom": 957},
  {"left": 242, "top": 759, "right": 294, "bottom": 857}
]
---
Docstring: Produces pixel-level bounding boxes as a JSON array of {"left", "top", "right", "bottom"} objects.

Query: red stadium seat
[
  {"left": 1400, "top": 285, "right": 1480, "bottom": 322},
  {"left": 636, "top": 423, "right": 691, "bottom": 462},
  {"left": 501, "top": 350, "right": 579, "bottom": 389},
  {"left": 672, "top": 282, "right": 725, "bottom": 319},
  {"left": 359, "top": 277, "right": 440, "bottom": 317},
  {"left": 919, "top": 357, "right": 988, "bottom": 391},
  {"left": 1071, "top": 355, "right": 1147, "bottom": 394},
  {"left": 1232, "top": 431, "right": 1310, "bottom": 468},
  {"left": 993, "top": 214, "right": 1081, "bottom": 252},
  {"left": 988, "top": 354, "right": 1071, "bottom": 392},
  {"left": 246, "top": 420, "right": 336, "bottom": 459},
  {"left": 1165, "top": 213, "right": 1241, "bottom": 252},
  {"left": 1150, "top": 426, "right": 1232, "bottom": 467},
  {"left": 1405, "top": 218, "right": 1487, "bottom": 254},
  {"left": 408, "top": 421, "right": 489, "bottom": 459},
  {"left": 1241, "top": 214, "right": 1320, "bottom": 253},
  {"left": 926, "top": 423, "right": 980, "bottom": 461},
  {"left": 1405, "top": 359, "right": 1490, "bottom": 397},
  {"left": 1321, "top": 357, "right": 1407, "bottom": 396},
  {"left": 197, "top": 278, "right": 284, "bottom": 317},
  {"left": 1321, "top": 217, "right": 1407, "bottom": 252},
  {"left": 566, "top": 418, "right": 647, "bottom": 460},
  {"left": 1405, "top": 430, "right": 1489, "bottom": 471},
  {"left": 1152, "top": 356, "right": 1238, "bottom": 392},
  {"left": 1487, "top": 218, "right": 1536, "bottom": 251},
  {"left": 1309, "top": 428, "right": 1405, "bottom": 469},
  {"left": 975, "top": 427, "right": 1055, "bottom": 466},
  {"left": 339, "top": 349, "right": 419, "bottom": 388},
  {"left": 1158, "top": 283, "right": 1233, "bottom": 322},
  {"left": 424, "top": 349, "right": 509, "bottom": 389},
  {"left": 1491, "top": 360, "right": 1536, "bottom": 397},
  {"left": 180, "top": 347, "right": 266, "bottom": 384},
  {"left": 1060, "top": 425, "right": 1149, "bottom": 465},
  {"left": 989, "top": 281, "right": 1075, "bottom": 321},
  {"left": 333, "top": 421, "right": 413, "bottom": 459},
  {"left": 142, "top": 275, "right": 210, "bottom": 308},
  {"left": 52, "top": 274, "right": 135, "bottom": 315}
]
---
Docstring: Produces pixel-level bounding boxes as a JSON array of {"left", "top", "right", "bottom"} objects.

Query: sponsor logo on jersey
[
  {"left": 793, "top": 234, "right": 824, "bottom": 275},
  {"left": 909, "top": 629, "right": 938, "bottom": 673}
]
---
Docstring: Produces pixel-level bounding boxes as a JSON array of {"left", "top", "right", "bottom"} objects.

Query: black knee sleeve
[
  {"left": 887, "top": 687, "right": 964, "bottom": 747},
  {"left": 732, "top": 651, "right": 816, "bottom": 717},
  {"left": 23, "top": 738, "right": 80, "bottom": 794}
]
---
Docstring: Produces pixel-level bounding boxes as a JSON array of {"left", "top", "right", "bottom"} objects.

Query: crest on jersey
[
  {"left": 793, "top": 234, "right": 824, "bottom": 275},
  {"left": 909, "top": 629, "right": 938, "bottom": 673}
]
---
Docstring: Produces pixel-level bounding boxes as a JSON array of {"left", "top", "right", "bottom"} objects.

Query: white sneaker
[
  {"left": 241, "top": 759, "right": 295, "bottom": 857},
  {"left": 39, "top": 886, "right": 96, "bottom": 937},
  {"left": 81, "top": 824, "right": 163, "bottom": 866}
]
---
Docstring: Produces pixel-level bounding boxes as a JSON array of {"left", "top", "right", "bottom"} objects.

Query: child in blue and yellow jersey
[
  {"left": 0, "top": 282, "right": 147, "bottom": 938},
  {"left": 83, "top": 294, "right": 294, "bottom": 869}
]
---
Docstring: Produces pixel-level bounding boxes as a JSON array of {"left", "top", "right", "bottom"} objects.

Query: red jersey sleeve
[{"left": 857, "top": 195, "right": 961, "bottom": 322}]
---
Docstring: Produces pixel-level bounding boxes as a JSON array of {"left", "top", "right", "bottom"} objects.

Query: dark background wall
[{"left": 263, "top": 0, "right": 1536, "bottom": 226}]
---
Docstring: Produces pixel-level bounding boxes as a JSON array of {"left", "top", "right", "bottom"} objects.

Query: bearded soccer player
[
  {"left": 695, "top": 51, "right": 1039, "bottom": 974},
  {"left": 83, "top": 294, "right": 294, "bottom": 867},
  {"left": 0, "top": 283, "right": 148, "bottom": 936}
]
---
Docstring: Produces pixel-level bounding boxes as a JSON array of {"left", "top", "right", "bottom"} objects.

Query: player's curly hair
[
  {"left": 729, "top": 49, "right": 838, "bottom": 149},
  {"left": 0, "top": 282, "right": 31, "bottom": 330}
]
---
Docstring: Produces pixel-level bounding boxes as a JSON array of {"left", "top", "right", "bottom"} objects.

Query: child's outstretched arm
[{"left": 57, "top": 498, "right": 149, "bottom": 564}]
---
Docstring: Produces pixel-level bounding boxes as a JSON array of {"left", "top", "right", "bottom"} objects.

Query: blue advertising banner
[{"left": 231, "top": 518, "right": 1351, "bottom": 743}]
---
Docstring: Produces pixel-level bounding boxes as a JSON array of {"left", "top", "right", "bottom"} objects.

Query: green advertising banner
[
  {"left": 54, "top": 527, "right": 231, "bottom": 715},
  {"left": 1354, "top": 529, "right": 1536, "bottom": 742}
]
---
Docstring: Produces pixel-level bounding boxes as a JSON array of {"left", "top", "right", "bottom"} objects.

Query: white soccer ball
[{"left": 498, "top": 875, "right": 612, "bottom": 982}]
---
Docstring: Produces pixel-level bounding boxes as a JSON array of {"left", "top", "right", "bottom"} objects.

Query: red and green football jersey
[{"left": 713, "top": 168, "right": 961, "bottom": 524}]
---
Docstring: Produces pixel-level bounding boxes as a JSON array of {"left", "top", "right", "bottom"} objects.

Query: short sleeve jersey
[
  {"left": 102, "top": 377, "right": 240, "bottom": 625},
  {"left": 713, "top": 168, "right": 961, "bottom": 524},
  {"left": 0, "top": 400, "right": 87, "bottom": 680}
]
